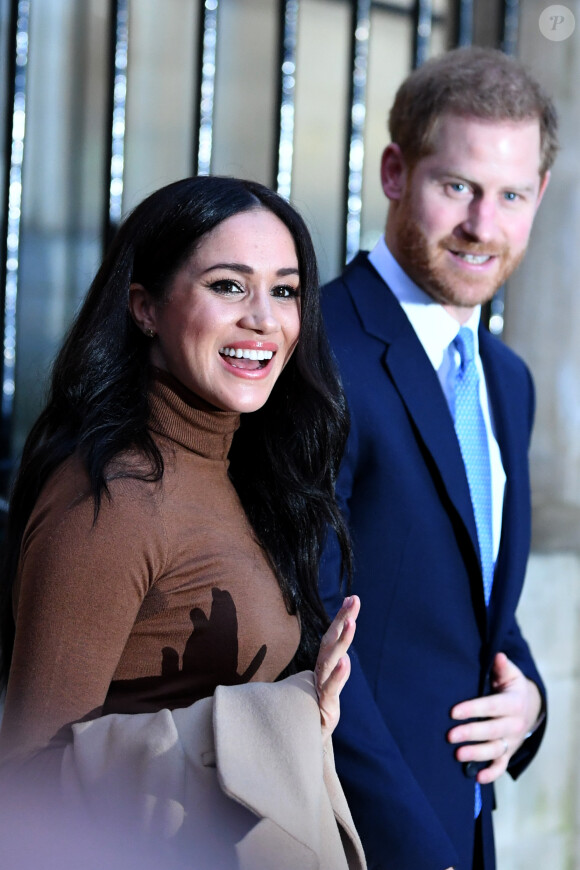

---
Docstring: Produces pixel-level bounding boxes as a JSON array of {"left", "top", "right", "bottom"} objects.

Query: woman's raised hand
[{"left": 315, "top": 595, "right": 360, "bottom": 746}]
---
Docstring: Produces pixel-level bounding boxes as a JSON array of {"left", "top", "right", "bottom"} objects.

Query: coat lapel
[{"left": 213, "top": 671, "right": 366, "bottom": 870}]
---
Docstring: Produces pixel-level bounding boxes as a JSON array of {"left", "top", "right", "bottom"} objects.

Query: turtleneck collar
[{"left": 148, "top": 369, "right": 240, "bottom": 461}]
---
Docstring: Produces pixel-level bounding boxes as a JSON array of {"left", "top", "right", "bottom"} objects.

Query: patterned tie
[
  {"left": 452, "top": 327, "right": 494, "bottom": 605},
  {"left": 452, "top": 327, "right": 494, "bottom": 821}
]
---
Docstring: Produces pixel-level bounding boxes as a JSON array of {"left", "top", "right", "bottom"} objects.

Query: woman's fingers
[
  {"left": 315, "top": 595, "right": 360, "bottom": 744},
  {"left": 315, "top": 599, "right": 358, "bottom": 690}
]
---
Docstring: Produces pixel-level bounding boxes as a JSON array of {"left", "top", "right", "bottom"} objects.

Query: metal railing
[{"left": 0, "top": 0, "right": 518, "bottom": 491}]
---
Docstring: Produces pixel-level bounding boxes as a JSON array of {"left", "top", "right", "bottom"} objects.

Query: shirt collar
[{"left": 368, "top": 236, "right": 481, "bottom": 368}]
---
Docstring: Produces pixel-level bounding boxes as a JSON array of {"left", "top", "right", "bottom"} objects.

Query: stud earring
[{"left": 144, "top": 328, "right": 155, "bottom": 338}]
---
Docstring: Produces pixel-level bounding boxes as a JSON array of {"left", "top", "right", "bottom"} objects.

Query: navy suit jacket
[{"left": 320, "top": 253, "right": 546, "bottom": 870}]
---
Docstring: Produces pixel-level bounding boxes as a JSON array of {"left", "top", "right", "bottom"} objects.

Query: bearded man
[{"left": 319, "top": 47, "right": 558, "bottom": 870}]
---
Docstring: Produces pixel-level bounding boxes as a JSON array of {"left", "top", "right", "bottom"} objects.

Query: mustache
[{"left": 440, "top": 237, "right": 507, "bottom": 258}]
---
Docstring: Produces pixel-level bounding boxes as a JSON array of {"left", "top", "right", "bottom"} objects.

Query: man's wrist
[
  {"left": 525, "top": 707, "right": 546, "bottom": 740},
  {"left": 523, "top": 678, "right": 544, "bottom": 738}
]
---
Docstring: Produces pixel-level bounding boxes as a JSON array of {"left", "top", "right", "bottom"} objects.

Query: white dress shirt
[{"left": 368, "top": 237, "right": 506, "bottom": 562}]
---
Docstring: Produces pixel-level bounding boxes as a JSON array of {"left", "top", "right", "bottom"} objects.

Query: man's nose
[{"left": 461, "top": 196, "right": 498, "bottom": 243}]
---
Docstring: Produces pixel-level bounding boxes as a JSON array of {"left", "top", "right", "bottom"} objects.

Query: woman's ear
[
  {"left": 128, "top": 283, "right": 157, "bottom": 337},
  {"left": 380, "top": 143, "right": 408, "bottom": 202}
]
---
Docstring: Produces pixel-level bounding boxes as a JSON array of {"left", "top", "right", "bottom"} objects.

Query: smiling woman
[
  {"left": 128, "top": 208, "right": 302, "bottom": 413},
  {"left": 0, "top": 177, "right": 365, "bottom": 869}
]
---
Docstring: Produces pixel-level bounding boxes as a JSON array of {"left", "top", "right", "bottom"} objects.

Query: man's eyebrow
[
  {"left": 431, "top": 168, "right": 476, "bottom": 183},
  {"left": 201, "top": 262, "right": 299, "bottom": 276},
  {"left": 501, "top": 182, "right": 538, "bottom": 195},
  {"left": 432, "top": 169, "right": 538, "bottom": 194}
]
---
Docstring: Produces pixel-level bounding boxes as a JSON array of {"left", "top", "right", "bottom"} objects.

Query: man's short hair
[{"left": 388, "top": 46, "right": 558, "bottom": 177}]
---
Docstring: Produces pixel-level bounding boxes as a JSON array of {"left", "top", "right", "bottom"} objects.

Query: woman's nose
[{"left": 237, "top": 293, "right": 279, "bottom": 333}]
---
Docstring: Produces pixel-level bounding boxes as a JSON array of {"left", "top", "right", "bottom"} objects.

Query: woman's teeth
[{"left": 219, "top": 347, "right": 274, "bottom": 361}]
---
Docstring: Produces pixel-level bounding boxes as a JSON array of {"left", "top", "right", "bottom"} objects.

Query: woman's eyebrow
[{"left": 202, "top": 262, "right": 299, "bottom": 277}]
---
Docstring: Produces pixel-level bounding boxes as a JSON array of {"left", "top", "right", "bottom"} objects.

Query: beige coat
[{"left": 57, "top": 671, "right": 366, "bottom": 870}]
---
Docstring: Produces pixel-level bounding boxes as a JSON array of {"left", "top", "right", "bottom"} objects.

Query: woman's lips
[{"left": 219, "top": 344, "right": 277, "bottom": 374}]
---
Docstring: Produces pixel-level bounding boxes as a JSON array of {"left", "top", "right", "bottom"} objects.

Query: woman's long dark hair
[{"left": 0, "top": 176, "right": 351, "bottom": 687}]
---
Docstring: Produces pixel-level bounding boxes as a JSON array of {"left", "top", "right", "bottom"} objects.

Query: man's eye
[
  {"left": 448, "top": 182, "right": 468, "bottom": 194},
  {"left": 210, "top": 280, "right": 244, "bottom": 295},
  {"left": 503, "top": 191, "right": 519, "bottom": 202}
]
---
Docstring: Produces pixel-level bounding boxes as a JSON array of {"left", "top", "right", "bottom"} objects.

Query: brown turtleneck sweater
[{"left": 0, "top": 374, "right": 300, "bottom": 762}]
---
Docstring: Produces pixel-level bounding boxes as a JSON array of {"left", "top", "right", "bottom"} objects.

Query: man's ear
[
  {"left": 381, "top": 143, "right": 408, "bottom": 202},
  {"left": 128, "top": 283, "right": 157, "bottom": 336}
]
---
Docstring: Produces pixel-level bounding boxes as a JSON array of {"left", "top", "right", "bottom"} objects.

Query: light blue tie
[
  {"left": 452, "top": 327, "right": 494, "bottom": 819},
  {"left": 452, "top": 327, "right": 494, "bottom": 605}
]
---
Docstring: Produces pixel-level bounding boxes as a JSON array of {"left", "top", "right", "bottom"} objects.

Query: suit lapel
[
  {"left": 343, "top": 254, "right": 481, "bottom": 565},
  {"left": 479, "top": 328, "right": 532, "bottom": 637}
]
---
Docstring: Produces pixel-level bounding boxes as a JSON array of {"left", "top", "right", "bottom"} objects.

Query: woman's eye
[
  {"left": 271, "top": 284, "right": 300, "bottom": 298},
  {"left": 210, "top": 280, "right": 244, "bottom": 295}
]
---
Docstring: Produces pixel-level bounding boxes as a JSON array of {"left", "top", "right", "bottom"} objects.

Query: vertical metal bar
[
  {"left": 501, "top": 0, "right": 519, "bottom": 55},
  {"left": 344, "top": 0, "right": 371, "bottom": 264},
  {"left": 487, "top": 0, "right": 520, "bottom": 337},
  {"left": 275, "top": 0, "right": 298, "bottom": 200},
  {"left": 0, "top": 0, "right": 30, "bottom": 474},
  {"left": 413, "top": 0, "right": 433, "bottom": 68},
  {"left": 455, "top": 0, "right": 474, "bottom": 47},
  {"left": 195, "top": 0, "right": 219, "bottom": 177},
  {"left": 103, "top": 0, "right": 129, "bottom": 247}
]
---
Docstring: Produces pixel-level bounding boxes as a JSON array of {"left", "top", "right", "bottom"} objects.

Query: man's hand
[{"left": 447, "top": 652, "right": 543, "bottom": 784}]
